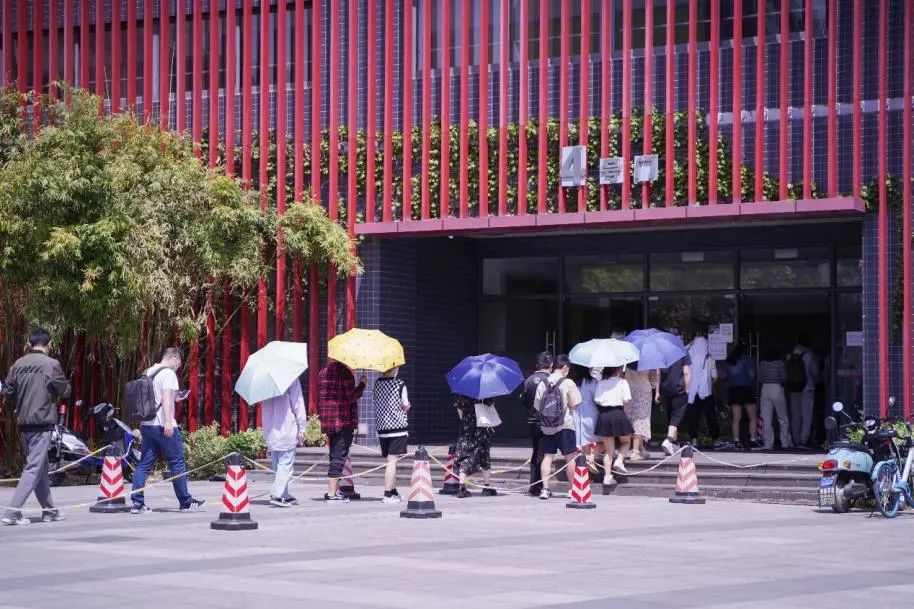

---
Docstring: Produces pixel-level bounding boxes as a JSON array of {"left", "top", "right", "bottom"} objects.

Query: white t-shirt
[
  {"left": 593, "top": 377, "right": 632, "bottom": 407},
  {"left": 141, "top": 364, "right": 180, "bottom": 427}
]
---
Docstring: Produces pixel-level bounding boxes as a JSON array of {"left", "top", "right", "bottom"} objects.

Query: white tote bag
[{"left": 474, "top": 402, "right": 502, "bottom": 428}]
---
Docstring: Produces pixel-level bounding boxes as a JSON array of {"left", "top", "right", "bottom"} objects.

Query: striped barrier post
[
  {"left": 439, "top": 445, "right": 460, "bottom": 495},
  {"left": 669, "top": 445, "right": 705, "bottom": 505},
  {"left": 339, "top": 454, "right": 361, "bottom": 500},
  {"left": 211, "top": 452, "right": 258, "bottom": 530},
  {"left": 89, "top": 447, "right": 131, "bottom": 513},
  {"left": 400, "top": 447, "right": 442, "bottom": 519},
  {"left": 566, "top": 454, "right": 596, "bottom": 509}
]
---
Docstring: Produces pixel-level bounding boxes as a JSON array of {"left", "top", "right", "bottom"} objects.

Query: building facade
[{"left": 2, "top": 0, "right": 912, "bottom": 440}]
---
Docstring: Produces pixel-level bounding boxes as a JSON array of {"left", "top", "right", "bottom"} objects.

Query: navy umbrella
[{"left": 445, "top": 353, "right": 525, "bottom": 400}]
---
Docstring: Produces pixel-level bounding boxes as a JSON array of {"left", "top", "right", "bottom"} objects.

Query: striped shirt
[{"left": 758, "top": 360, "right": 787, "bottom": 384}]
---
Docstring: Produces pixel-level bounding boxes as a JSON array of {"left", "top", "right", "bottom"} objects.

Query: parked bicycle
[{"left": 870, "top": 398, "right": 914, "bottom": 518}]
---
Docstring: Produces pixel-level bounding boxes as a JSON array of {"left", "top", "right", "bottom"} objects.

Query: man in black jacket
[
  {"left": 2, "top": 328, "right": 71, "bottom": 525},
  {"left": 521, "top": 352, "right": 553, "bottom": 497}
]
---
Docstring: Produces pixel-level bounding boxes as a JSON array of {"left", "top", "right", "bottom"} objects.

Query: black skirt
[{"left": 594, "top": 405, "right": 634, "bottom": 438}]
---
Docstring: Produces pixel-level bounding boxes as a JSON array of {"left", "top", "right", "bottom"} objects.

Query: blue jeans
[
  {"left": 270, "top": 449, "right": 296, "bottom": 499},
  {"left": 131, "top": 426, "right": 191, "bottom": 508}
]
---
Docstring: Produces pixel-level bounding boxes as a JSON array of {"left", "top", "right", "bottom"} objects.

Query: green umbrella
[{"left": 234, "top": 341, "right": 308, "bottom": 404}]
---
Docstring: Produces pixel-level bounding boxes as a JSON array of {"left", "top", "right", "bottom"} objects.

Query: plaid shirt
[{"left": 317, "top": 361, "right": 365, "bottom": 434}]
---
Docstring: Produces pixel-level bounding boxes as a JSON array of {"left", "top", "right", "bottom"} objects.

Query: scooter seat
[{"left": 830, "top": 441, "right": 868, "bottom": 451}]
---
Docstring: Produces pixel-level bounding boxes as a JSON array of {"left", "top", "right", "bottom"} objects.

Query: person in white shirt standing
[
  {"left": 685, "top": 334, "right": 719, "bottom": 447},
  {"left": 130, "top": 347, "right": 206, "bottom": 514},
  {"left": 262, "top": 378, "right": 309, "bottom": 507}
]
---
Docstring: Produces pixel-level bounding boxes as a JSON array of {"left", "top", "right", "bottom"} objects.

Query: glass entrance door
[{"left": 564, "top": 297, "right": 644, "bottom": 347}]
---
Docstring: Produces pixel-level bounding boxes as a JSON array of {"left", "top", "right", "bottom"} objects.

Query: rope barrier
[
  {"left": 0, "top": 443, "right": 114, "bottom": 484},
  {"left": 689, "top": 446, "right": 813, "bottom": 469},
  {"left": 427, "top": 452, "right": 575, "bottom": 495}
]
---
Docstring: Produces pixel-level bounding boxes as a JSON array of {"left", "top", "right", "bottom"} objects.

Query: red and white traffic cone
[
  {"left": 400, "top": 447, "right": 442, "bottom": 519},
  {"left": 89, "top": 447, "right": 131, "bottom": 513},
  {"left": 566, "top": 454, "right": 597, "bottom": 509},
  {"left": 211, "top": 453, "right": 258, "bottom": 530},
  {"left": 339, "top": 454, "right": 361, "bottom": 500},
  {"left": 669, "top": 445, "right": 705, "bottom": 504},
  {"left": 439, "top": 445, "right": 460, "bottom": 495}
]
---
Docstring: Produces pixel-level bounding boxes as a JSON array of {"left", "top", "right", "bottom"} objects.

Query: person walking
[
  {"left": 130, "top": 347, "right": 206, "bottom": 514},
  {"left": 685, "top": 334, "right": 719, "bottom": 447},
  {"left": 787, "top": 337, "right": 818, "bottom": 448},
  {"left": 593, "top": 366, "right": 635, "bottom": 478},
  {"left": 657, "top": 353, "right": 692, "bottom": 456},
  {"left": 520, "top": 352, "right": 552, "bottom": 496},
  {"left": 1, "top": 328, "right": 70, "bottom": 525},
  {"left": 726, "top": 343, "right": 759, "bottom": 449},
  {"left": 533, "top": 355, "right": 581, "bottom": 500},
  {"left": 571, "top": 364, "right": 601, "bottom": 470},
  {"left": 453, "top": 395, "right": 495, "bottom": 498},
  {"left": 374, "top": 366, "right": 411, "bottom": 503},
  {"left": 318, "top": 359, "right": 367, "bottom": 503},
  {"left": 261, "top": 378, "right": 308, "bottom": 507},
  {"left": 624, "top": 366, "right": 657, "bottom": 460},
  {"left": 758, "top": 348, "right": 792, "bottom": 451}
]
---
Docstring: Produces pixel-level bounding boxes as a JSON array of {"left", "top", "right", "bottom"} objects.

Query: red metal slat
[
  {"left": 497, "top": 0, "right": 508, "bottom": 216},
  {"left": 687, "top": 0, "right": 696, "bottom": 204},
  {"left": 732, "top": 0, "right": 743, "bottom": 204},
  {"left": 309, "top": 0, "right": 321, "bottom": 406},
  {"left": 35, "top": 0, "right": 44, "bottom": 123},
  {"left": 144, "top": 0, "right": 153, "bottom": 121},
  {"left": 347, "top": 0, "right": 359, "bottom": 329},
  {"left": 221, "top": 283, "right": 232, "bottom": 433},
  {"left": 308, "top": 264, "right": 319, "bottom": 414},
  {"left": 579, "top": 0, "right": 590, "bottom": 212},
  {"left": 277, "top": 0, "right": 289, "bottom": 338},
  {"left": 754, "top": 0, "right": 765, "bottom": 202},
  {"left": 328, "top": 0, "right": 340, "bottom": 340},
  {"left": 187, "top": 338, "right": 199, "bottom": 432},
  {"left": 161, "top": 0, "right": 171, "bottom": 128},
  {"left": 826, "top": 0, "right": 836, "bottom": 197},
  {"left": 382, "top": 0, "right": 393, "bottom": 222},
  {"left": 558, "top": 0, "right": 569, "bottom": 214},
  {"left": 664, "top": 0, "right": 674, "bottom": 206},
  {"left": 518, "top": 0, "right": 528, "bottom": 214},
  {"left": 878, "top": 0, "right": 888, "bottom": 415},
  {"left": 239, "top": 301, "right": 249, "bottom": 429},
  {"left": 802, "top": 0, "right": 812, "bottom": 199},
  {"left": 852, "top": 0, "right": 861, "bottom": 199},
  {"left": 176, "top": 0, "right": 185, "bottom": 130},
  {"left": 601, "top": 0, "right": 610, "bottom": 211},
  {"left": 459, "top": 0, "right": 469, "bottom": 218},
  {"left": 779, "top": 0, "right": 789, "bottom": 200},
  {"left": 239, "top": 0, "right": 253, "bottom": 430},
  {"left": 641, "top": 0, "right": 651, "bottom": 209},
  {"left": 403, "top": 0, "right": 414, "bottom": 221},
  {"left": 193, "top": 0, "right": 202, "bottom": 143},
  {"left": 366, "top": 0, "right": 377, "bottom": 222},
  {"left": 621, "top": 0, "right": 631, "bottom": 209},
  {"left": 2, "top": 0, "right": 11, "bottom": 88},
  {"left": 537, "top": 0, "right": 548, "bottom": 214},
  {"left": 64, "top": 0, "right": 74, "bottom": 85},
  {"left": 205, "top": 294, "right": 215, "bottom": 428},
  {"left": 127, "top": 0, "right": 136, "bottom": 106},
  {"left": 79, "top": 0, "right": 88, "bottom": 89},
  {"left": 293, "top": 0, "right": 304, "bottom": 341},
  {"left": 420, "top": 0, "right": 430, "bottom": 219},
  {"left": 48, "top": 0, "right": 58, "bottom": 97},
  {"left": 95, "top": 0, "right": 103, "bottom": 102},
  {"left": 440, "top": 0, "right": 451, "bottom": 218},
  {"left": 226, "top": 0, "right": 237, "bottom": 173},
  {"left": 258, "top": 0, "right": 270, "bottom": 363},
  {"left": 209, "top": 0, "right": 220, "bottom": 166},
  {"left": 108, "top": 0, "right": 117, "bottom": 110},
  {"left": 478, "top": 0, "right": 489, "bottom": 217},
  {"left": 709, "top": 0, "right": 719, "bottom": 204},
  {"left": 903, "top": 0, "right": 912, "bottom": 418}
]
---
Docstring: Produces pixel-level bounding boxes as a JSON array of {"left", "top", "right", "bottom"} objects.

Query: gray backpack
[
  {"left": 539, "top": 379, "right": 567, "bottom": 428},
  {"left": 125, "top": 367, "right": 167, "bottom": 421}
]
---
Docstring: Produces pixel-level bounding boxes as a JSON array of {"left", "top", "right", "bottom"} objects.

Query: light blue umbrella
[
  {"left": 623, "top": 329, "right": 687, "bottom": 370},
  {"left": 568, "top": 338, "right": 640, "bottom": 369},
  {"left": 234, "top": 341, "right": 309, "bottom": 404}
]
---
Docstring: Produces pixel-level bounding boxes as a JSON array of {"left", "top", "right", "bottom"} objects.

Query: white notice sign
[
  {"left": 708, "top": 338, "right": 729, "bottom": 360},
  {"left": 846, "top": 331, "right": 864, "bottom": 347},
  {"left": 718, "top": 323, "right": 734, "bottom": 342},
  {"left": 599, "top": 157, "right": 624, "bottom": 185}
]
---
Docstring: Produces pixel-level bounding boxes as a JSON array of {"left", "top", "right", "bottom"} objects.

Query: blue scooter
[{"left": 818, "top": 402, "right": 878, "bottom": 513}]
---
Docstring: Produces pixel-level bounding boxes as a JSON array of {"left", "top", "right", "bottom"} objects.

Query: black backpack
[
  {"left": 521, "top": 371, "right": 549, "bottom": 423},
  {"left": 539, "top": 379, "right": 567, "bottom": 428},
  {"left": 785, "top": 353, "right": 807, "bottom": 393},
  {"left": 125, "top": 366, "right": 168, "bottom": 421}
]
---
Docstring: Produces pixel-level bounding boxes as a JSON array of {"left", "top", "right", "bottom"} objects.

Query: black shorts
[
  {"left": 729, "top": 386, "right": 756, "bottom": 405},
  {"left": 663, "top": 393, "right": 689, "bottom": 428},
  {"left": 540, "top": 429, "right": 576, "bottom": 456},
  {"left": 379, "top": 435, "right": 408, "bottom": 457}
]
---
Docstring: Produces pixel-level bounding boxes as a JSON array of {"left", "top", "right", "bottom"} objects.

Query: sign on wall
[
  {"left": 633, "top": 154, "right": 659, "bottom": 183},
  {"left": 560, "top": 146, "right": 588, "bottom": 187},
  {"left": 599, "top": 157, "right": 624, "bottom": 185}
]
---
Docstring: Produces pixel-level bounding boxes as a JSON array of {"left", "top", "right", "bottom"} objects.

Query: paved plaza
[{"left": 1, "top": 479, "right": 912, "bottom": 609}]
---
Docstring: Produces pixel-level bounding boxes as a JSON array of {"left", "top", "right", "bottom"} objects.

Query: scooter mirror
[
  {"left": 831, "top": 402, "right": 844, "bottom": 413},
  {"left": 889, "top": 396, "right": 896, "bottom": 407},
  {"left": 825, "top": 416, "right": 837, "bottom": 431}
]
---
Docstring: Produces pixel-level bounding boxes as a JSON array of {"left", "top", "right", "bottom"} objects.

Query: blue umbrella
[
  {"left": 446, "top": 354, "right": 524, "bottom": 400},
  {"left": 569, "top": 338, "right": 641, "bottom": 368},
  {"left": 623, "top": 329, "right": 687, "bottom": 370}
]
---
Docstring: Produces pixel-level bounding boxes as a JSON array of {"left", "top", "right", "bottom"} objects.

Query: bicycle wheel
[{"left": 872, "top": 461, "right": 901, "bottom": 518}]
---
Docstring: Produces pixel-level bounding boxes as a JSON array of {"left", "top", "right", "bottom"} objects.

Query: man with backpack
[
  {"left": 128, "top": 347, "right": 206, "bottom": 514},
  {"left": 520, "top": 352, "right": 553, "bottom": 497},
  {"left": 787, "top": 337, "right": 818, "bottom": 448},
  {"left": 533, "top": 354, "right": 581, "bottom": 500}
]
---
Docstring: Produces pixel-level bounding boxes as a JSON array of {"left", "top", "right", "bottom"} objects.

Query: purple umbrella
[
  {"left": 623, "top": 329, "right": 688, "bottom": 371},
  {"left": 446, "top": 353, "right": 524, "bottom": 400}
]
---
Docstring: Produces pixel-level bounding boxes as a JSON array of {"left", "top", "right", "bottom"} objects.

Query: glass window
[
  {"left": 565, "top": 297, "right": 643, "bottom": 346},
  {"left": 566, "top": 255, "right": 644, "bottom": 293},
  {"left": 650, "top": 251, "right": 735, "bottom": 292},
  {"left": 837, "top": 245, "right": 862, "bottom": 288},
  {"left": 482, "top": 258, "right": 559, "bottom": 296},
  {"left": 648, "top": 294, "right": 737, "bottom": 337},
  {"left": 740, "top": 247, "right": 831, "bottom": 290}
]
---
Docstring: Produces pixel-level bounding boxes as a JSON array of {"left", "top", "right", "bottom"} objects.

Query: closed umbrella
[
  {"left": 446, "top": 354, "right": 524, "bottom": 400},
  {"left": 568, "top": 338, "right": 641, "bottom": 369},
  {"left": 623, "top": 329, "right": 688, "bottom": 370},
  {"left": 234, "top": 341, "right": 308, "bottom": 404},
  {"left": 327, "top": 328, "right": 405, "bottom": 372}
]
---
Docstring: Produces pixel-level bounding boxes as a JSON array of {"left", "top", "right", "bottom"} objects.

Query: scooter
[{"left": 818, "top": 401, "right": 878, "bottom": 513}]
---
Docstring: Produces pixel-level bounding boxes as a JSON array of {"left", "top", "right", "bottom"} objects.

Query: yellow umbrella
[{"left": 327, "top": 328, "right": 405, "bottom": 372}]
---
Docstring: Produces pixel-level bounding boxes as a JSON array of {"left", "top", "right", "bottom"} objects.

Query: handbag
[{"left": 474, "top": 402, "right": 502, "bottom": 428}]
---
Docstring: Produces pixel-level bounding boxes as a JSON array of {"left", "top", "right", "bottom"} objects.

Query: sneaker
[
  {"left": 456, "top": 487, "right": 471, "bottom": 499},
  {"left": 180, "top": 499, "right": 207, "bottom": 512},
  {"left": 481, "top": 487, "right": 497, "bottom": 497},
  {"left": 130, "top": 504, "right": 150, "bottom": 515},
  {"left": 639, "top": 446, "right": 652, "bottom": 460},
  {"left": 41, "top": 510, "right": 65, "bottom": 523},
  {"left": 750, "top": 439, "right": 764, "bottom": 449},
  {"left": 1, "top": 515, "right": 29, "bottom": 526},
  {"left": 603, "top": 474, "right": 616, "bottom": 486},
  {"left": 270, "top": 496, "right": 293, "bottom": 508},
  {"left": 628, "top": 452, "right": 645, "bottom": 462},
  {"left": 713, "top": 440, "right": 730, "bottom": 451},
  {"left": 661, "top": 438, "right": 677, "bottom": 456},
  {"left": 613, "top": 455, "right": 628, "bottom": 473},
  {"left": 381, "top": 494, "right": 402, "bottom": 504},
  {"left": 324, "top": 491, "right": 350, "bottom": 503},
  {"left": 539, "top": 488, "right": 552, "bottom": 500},
  {"left": 286, "top": 495, "right": 300, "bottom": 505}
]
